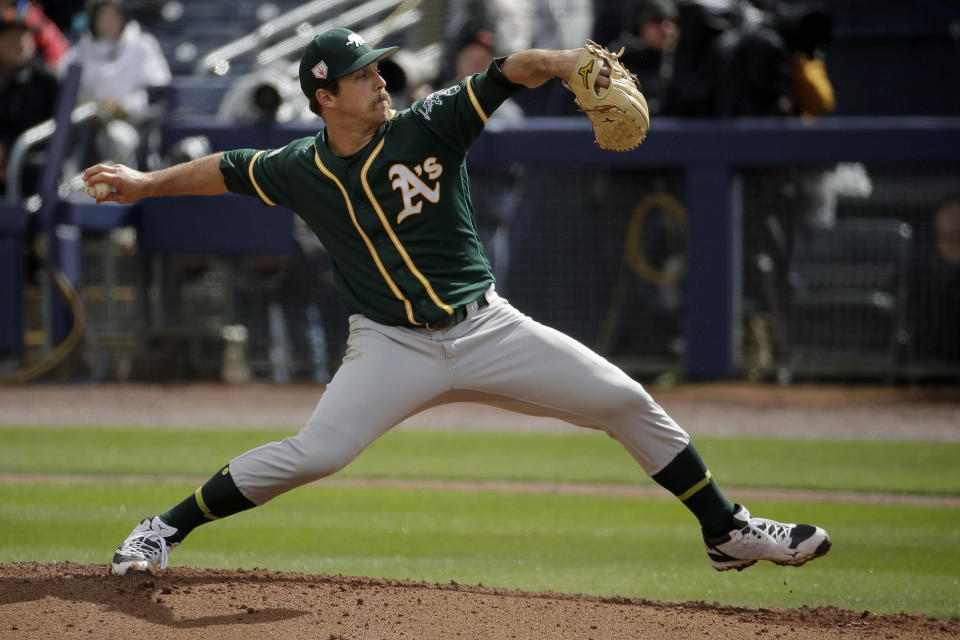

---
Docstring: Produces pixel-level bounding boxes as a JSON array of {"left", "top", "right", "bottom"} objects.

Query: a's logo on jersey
[
  {"left": 417, "top": 86, "right": 460, "bottom": 121},
  {"left": 311, "top": 61, "right": 328, "bottom": 79},
  {"left": 388, "top": 157, "right": 444, "bottom": 224},
  {"left": 346, "top": 34, "right": 366, "bottom": 48}
]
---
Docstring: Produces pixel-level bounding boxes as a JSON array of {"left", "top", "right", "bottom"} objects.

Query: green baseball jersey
[{"left": 219, "top": 57, "right": 523, "bottom": 327}]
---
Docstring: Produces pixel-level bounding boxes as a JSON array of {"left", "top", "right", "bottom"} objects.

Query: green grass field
[{"left": 1, "top": 425, "right": 958, "bottom": 618}]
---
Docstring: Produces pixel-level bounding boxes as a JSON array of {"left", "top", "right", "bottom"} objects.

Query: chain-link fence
[{"left": 48, "top": 159, "right": 958, "bottom": 384}]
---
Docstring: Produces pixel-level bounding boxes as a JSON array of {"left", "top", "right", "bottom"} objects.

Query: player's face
[{"left": 337, "top": 63, "right": 392, "bottom": 126}]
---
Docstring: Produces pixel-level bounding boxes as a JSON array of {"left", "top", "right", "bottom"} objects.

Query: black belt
[{"left": 424, "top": 292, "right": 489, "bottom": 330}]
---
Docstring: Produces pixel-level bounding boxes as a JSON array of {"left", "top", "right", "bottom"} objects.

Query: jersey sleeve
[
  {"left": 219, "top": 140, "right": 309, "bottom": 209},
  {"left": 410, "top": 56, "right": 524, "bottom": 154}
]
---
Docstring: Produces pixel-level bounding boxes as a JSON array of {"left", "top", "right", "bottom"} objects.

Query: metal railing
[
  {"left": 5, "top": 101, "right": 107, "bottom": 204},
  {"left": 196, "top": 0, "right": 354, "bottom": 74},
  {"left": 195, "top": 0, "right": 421, "bottom": 75},
  {"left": 257, "top": 0, "right": 408, "bottom": 66}
]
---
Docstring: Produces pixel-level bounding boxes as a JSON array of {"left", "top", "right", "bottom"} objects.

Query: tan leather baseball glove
[{"left": 564, "top": 41, "right": 650, "bottom": 152}]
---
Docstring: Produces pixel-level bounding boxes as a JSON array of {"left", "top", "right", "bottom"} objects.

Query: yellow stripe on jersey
[
  {"left": 313, "top": 145, "right": 419, "bottom": 325},
  {"left": 247, "top": 150, "right": 277, "bottom": 206},
  {"left": 361, "top": 137, "right": 455, "bottom": 317},
  {"left": 677, "top": 470, "right": 713, "bottom": 502},
  {"left": 465, "top": 76, "right": 487, "bottom": 123},
  {"left": 194, "top": 487, "right": 220, "bottom": 520}
]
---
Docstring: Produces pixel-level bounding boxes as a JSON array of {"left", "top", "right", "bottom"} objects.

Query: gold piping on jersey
[
  {"left": 313, "top": 144, "right": 420, "bottom": 325},
  {"left": 465, "top": 76, "right": 487, "bottom": 123},
  {"left": 247, "top": 150, "right": 277, "bottom": 206},
  {"left": 677, "top": 470, "right": 712, "bottom": 502},
  {"left": 361, "top": 137, "right": 455, "bottom": 317}
]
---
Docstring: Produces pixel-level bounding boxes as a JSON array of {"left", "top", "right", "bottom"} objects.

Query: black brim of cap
[{"left": 337, "top": 46, "right": 399, "bottom": 79}]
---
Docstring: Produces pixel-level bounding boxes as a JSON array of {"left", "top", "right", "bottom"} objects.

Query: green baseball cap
[{"left": 298, "top": 28, "right": 398, "bottom": 98}]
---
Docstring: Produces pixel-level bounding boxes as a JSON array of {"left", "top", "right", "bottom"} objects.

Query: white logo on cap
[
  {"left": 311, "top": 61, "right": 328, "bottom": 79},
  {"left": 346, "top": 34, "right": 366, "bottom": 48}
]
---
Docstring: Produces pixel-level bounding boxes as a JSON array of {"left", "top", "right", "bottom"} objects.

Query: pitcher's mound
[{"left": 1, "top": 562, "right": 955, "bottom": 639}]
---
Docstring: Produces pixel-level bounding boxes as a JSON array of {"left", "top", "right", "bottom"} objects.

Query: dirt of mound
[{"left": 0, "top": 563, "right": 956, "bottom": 640}]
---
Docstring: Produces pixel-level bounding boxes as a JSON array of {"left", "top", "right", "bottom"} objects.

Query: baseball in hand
[{"left": 85, "top": 182, "right": 112, "bottom": 199}]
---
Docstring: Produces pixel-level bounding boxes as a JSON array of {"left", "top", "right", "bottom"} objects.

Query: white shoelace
[
  {"left": 118, "top": 529, "right": 169, "bottom": 570},
  {"left": 747, "top": 519, "right": 791, "bottom": 543}
]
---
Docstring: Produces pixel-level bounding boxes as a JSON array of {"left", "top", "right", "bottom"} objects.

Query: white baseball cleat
[
  {"left": 703, "top": 505, "right": 831, "bottom": 571},
  {"left": 111, "top": 516, "right": 177, "bottom": 576}
]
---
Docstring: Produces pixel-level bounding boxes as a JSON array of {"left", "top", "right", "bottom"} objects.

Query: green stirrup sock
[
  {"left": 158, "top": 464, "right": 256, "bottom": 544},
  {"left": 652, "top": 443, "right": 737, "bottom": 537}
]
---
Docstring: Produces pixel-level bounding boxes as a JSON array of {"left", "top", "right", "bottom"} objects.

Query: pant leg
[
  {"left": 230, "top": 314, "right": 450, "bottom": 504},
  {"left": 445, "top": 298, "right": 689, "bottom": 475}
]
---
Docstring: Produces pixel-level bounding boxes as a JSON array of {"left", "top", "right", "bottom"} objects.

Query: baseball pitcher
[{"left": 83, "top": 28, "right": 830, "bottom": 577}]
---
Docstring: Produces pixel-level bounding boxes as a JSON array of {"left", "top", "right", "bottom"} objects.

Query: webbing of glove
[{"left": 563, "top": 41, "right": 650, "bottom": 152}]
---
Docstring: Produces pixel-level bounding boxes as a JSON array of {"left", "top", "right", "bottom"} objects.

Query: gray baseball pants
[{"left": 230, "top": 286, "right": 690, "bottom": 505}]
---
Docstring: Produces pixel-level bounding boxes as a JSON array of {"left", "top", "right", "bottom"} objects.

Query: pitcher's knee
[
  {"left": 230, "top": 426, "right": 365, "bottom": 504},
  {"left": 281, "top": 429, "right": 364, "bottom": 480}
]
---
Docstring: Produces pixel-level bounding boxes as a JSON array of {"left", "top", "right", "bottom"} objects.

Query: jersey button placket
[{"left": 417, "top": 299, "right": 432, "bottom": 327}]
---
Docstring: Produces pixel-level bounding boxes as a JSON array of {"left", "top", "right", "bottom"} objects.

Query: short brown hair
[{"left": 308, "top": 78, "right": 339, "bottom": 117}]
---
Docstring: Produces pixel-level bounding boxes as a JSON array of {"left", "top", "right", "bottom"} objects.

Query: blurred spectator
[
  {"left": 445, "top": 0, "right": 593, "bottom": 58},
  {"left": 57, "top": 0, "right": 170, "bottom": 166},
  {"left": 935, "top": 195, "right": 960, "bottom": 268},
  {"left": 441, "top": 0, "right": 593, "bottom": 116},
  {"left": 454, "top": 26, "right": 498, "bottom": 77},
  {"left": 715, "top": 13, "right": 791, "bottom": 117},
  {"left": 660, "top": 0, "right": 737, "bottom": 117},
  {"left": 217, "top": 64, "right": 311, "bottom": 124},
  {"left": 662, "top": 0, "right": 790, "bottom": 116},
  {"left": 661, "top": 0, "right": 834, "bottom": 118},
  {"left": 910, "top": 194, "right": 960, "bottom": 363},
  {"left": 530, "top": 0, "right": 594, "bottom": 51},
  {"left": 775, "top": 2, "right": 834, "bottom": 117},
  {"left": 0, "top": 8, "right": 59, "bottom": 196},
  {"left": 608, "top": 0, "right": 678, "bottom": 115},
  {"left": 0, "top": 0, "right": 68, "bottom": 68},
  {"left": 438, "top": 25, "right": 524, "bottom": 126},
  {"left": 58, "top": 0, "right": 170, "bottom": 125}
]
